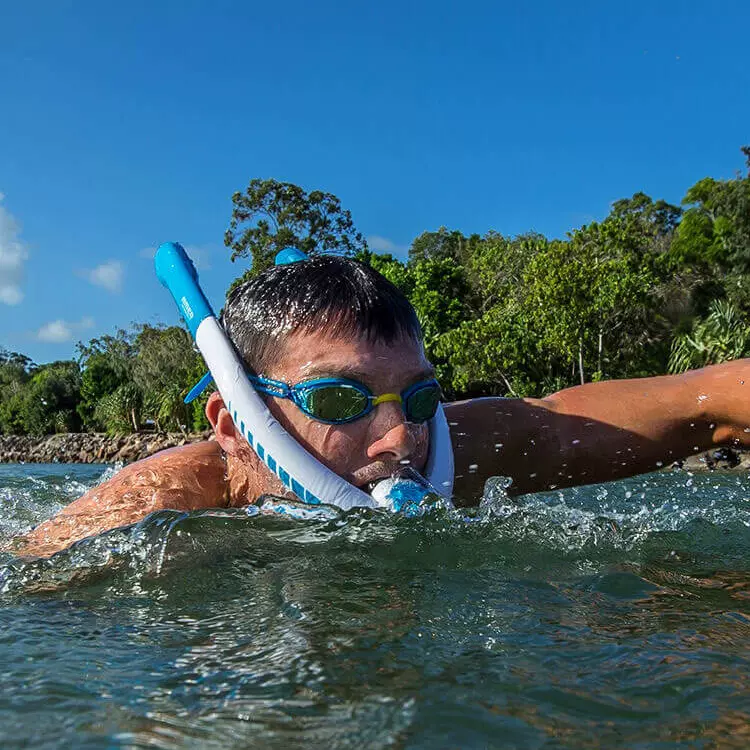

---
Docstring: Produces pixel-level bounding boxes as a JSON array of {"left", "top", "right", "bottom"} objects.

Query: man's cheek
[{"left": 314, "top": 424, "right": 360, "bottom": 468}]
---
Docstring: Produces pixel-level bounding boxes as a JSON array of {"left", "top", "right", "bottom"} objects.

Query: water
[{"left": 1, "top": 464, "right": 750, "bottom": 748}]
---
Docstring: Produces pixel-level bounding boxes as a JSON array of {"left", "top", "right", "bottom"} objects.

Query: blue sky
[{"left": 1, "top": 1, "right": 748, "bottom": 364}]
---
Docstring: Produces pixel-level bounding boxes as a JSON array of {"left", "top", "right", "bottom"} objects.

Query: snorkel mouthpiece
[{"left": 369, "top": 466, "right": 442, "bottom": 516}]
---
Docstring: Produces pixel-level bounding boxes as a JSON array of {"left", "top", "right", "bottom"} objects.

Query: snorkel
[{"left": 154, "top": 241, "right": 454, "bottom": 512}]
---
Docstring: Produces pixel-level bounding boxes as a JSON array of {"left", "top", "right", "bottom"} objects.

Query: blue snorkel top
[
  {"left": 274, "top": 247, "right": 309, "bottom": 265},
  {"left": 183, "top": 248, "right": 309, "bottom": 404}
]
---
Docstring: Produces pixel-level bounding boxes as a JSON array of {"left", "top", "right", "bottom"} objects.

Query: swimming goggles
[
  {"left": 249, "top": 375, "right": 442, "bottom": 425},
  {"left": 185, "top": 371, "right": 442, "bottom": 425}
]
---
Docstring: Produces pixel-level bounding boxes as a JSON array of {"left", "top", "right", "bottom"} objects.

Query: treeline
[
  {"left": 1, "top": 147, "right": 749, "bottom": 435},
  {"left": 0, "top": 327, "right": 209, "bottom": 436}
]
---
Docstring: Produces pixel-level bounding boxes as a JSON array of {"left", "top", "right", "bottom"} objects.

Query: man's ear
[{"left": 206, "top": 391, "right": 244, "bottom": 457}]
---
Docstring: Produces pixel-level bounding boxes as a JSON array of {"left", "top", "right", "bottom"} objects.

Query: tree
[
  {"left": 19, "top": 361, "right": 82, "bottom": 435},
  {"left": 408, "top": 257, "right": 476, "bottom": 348},
  {"left": 225, "top": 179, "right": 367, "bottom": 278},
  {"left": 132, "top": 325, "right": 204, "bottom": 432},
  {"left": 94, "top": 383, "right": 142, "bottom": 435},
  {"left": 76, "top": 330, "right": 136, "bottom": 430},
  {"left": 408, "top": 228, "right": 480, "bottom": 265},
  {"left": 0, "top": 349, "right": 35, "bottom": 434},
  {"left": 670, "top": 147, "right": 750, "bottom": 274}
]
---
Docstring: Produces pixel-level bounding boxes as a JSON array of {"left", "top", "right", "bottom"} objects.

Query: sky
[{"left": 1, "top": 0, "right": 748, "bottom": 364}]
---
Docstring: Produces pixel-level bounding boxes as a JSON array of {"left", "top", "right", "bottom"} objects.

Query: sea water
[{"left": 0, "top": 463, "right": 749, "bottom": 748}]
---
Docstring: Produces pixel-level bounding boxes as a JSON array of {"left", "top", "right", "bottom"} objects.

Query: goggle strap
[{"left": 249, "top": 375, "right": 290, "bottom": 398}]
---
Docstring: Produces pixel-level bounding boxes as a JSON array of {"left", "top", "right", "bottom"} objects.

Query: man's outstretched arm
[{"left": 446, "top": 360, "right": 750, "bottom": 500}]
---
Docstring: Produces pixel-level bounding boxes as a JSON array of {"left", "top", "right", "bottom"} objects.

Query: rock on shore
[{"left": 0, "top": 431, "right": 214, "bottom": 465}]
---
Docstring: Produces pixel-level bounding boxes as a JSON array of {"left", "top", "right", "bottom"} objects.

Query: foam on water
[{"left": 2, "top": 464, "right": 749, "bottom": 595}]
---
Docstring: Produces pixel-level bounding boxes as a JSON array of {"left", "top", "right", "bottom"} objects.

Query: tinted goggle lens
[
  {"left": 304, "top": 384, "right": 369, "bottom": 422},
  {"left": 405, "top": 384, "right": 441, "bottom": 422}
]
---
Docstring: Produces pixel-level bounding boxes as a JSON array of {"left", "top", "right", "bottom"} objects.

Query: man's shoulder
[
  {"left": 64, "top": 439, "right": 228, "bottom": 514},
  {"left": 114, "top": 439, "right": 226, "bottom": 497}
]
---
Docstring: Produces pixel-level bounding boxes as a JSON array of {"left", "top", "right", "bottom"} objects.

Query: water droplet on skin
[{"left": 698, "top": 394, "right": 708, "bottom": 403}]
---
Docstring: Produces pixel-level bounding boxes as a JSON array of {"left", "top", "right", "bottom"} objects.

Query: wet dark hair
[{"left": 221, "top": 256, "right": 422, "bottom": 373}]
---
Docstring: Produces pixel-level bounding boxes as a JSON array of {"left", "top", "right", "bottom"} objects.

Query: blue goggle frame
[{"left": 250, "top": 375, "right": 442, "bottom": 425}]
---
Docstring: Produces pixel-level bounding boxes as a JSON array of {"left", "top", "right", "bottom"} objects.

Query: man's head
[
  {"left": 208, "top": 256, "right": 434, "bottom": 499},
  {"left": 221, "top": 256, "right": 422, "bottom": 374}
]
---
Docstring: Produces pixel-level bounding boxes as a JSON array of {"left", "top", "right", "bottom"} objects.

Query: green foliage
[
  {"left": 94, "top": 382, "right": 142, "bottom": 435},
  {"left": 76, "top": 329, "right": 135, "bottom": 430},
  {"left": 132, "top": 325, "right": 201, "bottom": 432},
  {"left": 19, "top": 361, "right": 82, "bottom": 436},
  {"left": 77, "top": 353, "right": 129, "bottom": 429},
  {"left": 0, "top": 349, "right": 35, "bottom": 434},
  {"left": 355, "top": 250, "right": 414, "bottom": 296},
  {"left": 669, "top": 299, "right": 750, "bottom": 373},
  {"left": 409, "top": 228, "right": 480, "bottom": 265},
  {"left": 408, "top": 257, "right": 476, "bottom": 353},
  {"left": 225, "top": 179, "right": 367, "bottom": 278}
]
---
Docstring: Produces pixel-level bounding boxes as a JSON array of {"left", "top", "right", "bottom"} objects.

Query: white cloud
[
  {"left": 37, "top": 320, "right": 72, "bottom": 343},
  {"left": 367, "top": 235, "right": 408, "bottom": 256},
  {"left": 36, "top": 316, "right": 96, "bottom": 343},
  {"left": 0, "top": 193, "right": 30, "bottom": 306},
  {"left": 83, "top": 260, "right": 124, "bottom": 292}
]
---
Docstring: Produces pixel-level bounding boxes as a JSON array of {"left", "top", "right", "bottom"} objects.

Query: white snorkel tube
[{"left": 154, "top": 241, "right": 454, "bottom": 512}]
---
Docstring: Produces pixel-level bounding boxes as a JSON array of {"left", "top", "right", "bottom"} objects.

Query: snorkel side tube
[{"left": 155, "top": 241, "right": 454, "bottom": 511}]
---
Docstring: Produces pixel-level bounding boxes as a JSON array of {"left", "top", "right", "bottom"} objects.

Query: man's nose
[{"left": 366, "top": 401, "right": 417, "bottom": 462}]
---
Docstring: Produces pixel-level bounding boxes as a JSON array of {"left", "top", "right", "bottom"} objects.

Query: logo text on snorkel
[{"left": 180, "top": 297, "right": 194, "bottom": 320}]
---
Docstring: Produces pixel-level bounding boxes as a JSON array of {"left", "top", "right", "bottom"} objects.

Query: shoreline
[
  {"left": 0, "top": 432, "right": 213, "bottom": 465},
  {"left": 1, "top": 433, "right": 749, "bottom": 474}
]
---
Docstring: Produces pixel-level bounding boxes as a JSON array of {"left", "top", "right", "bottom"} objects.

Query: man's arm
[
  {"left": 446, "top": 360, "right": 750, "bottom": 500},
  {"left": 14, "top": 441, "right": 229, "bottom": 558}
]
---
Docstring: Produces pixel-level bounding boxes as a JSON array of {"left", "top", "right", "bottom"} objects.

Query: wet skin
[{"left": 15, "top": 331, "right": 750, "bottom": 558}]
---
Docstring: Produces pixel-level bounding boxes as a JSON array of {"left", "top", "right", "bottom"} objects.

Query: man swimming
[{"left": 16, "top": 256, "right": 750, "bottom": 557}]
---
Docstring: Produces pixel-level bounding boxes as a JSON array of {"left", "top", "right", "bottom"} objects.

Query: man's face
[{"left": 260, "top": 328, "right": 433, "bottom": 491}]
